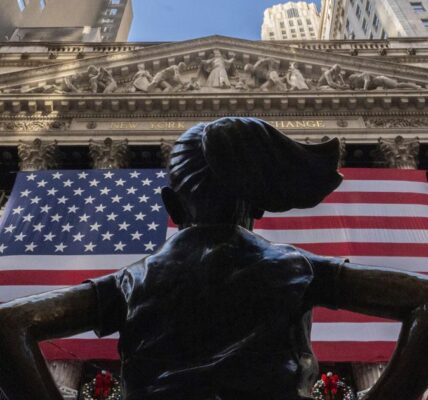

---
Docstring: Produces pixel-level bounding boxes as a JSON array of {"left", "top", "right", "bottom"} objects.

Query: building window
[
  {"left": 356, "top": 4, "right": 362, "bottom": 19},
  {"left": 380, "top": 29, "right": 387, "bottom": 39},
  {"left": 289, "top": 20, "right": 294, "bottom": 26},
  {"left": 17, "top": 0, "right": 26, "bottom": 11},
  {"left": 280, "top": 21, "right": 285, "bottom": 28},
  {"left": 411, "top": 2, "right": 426, "bottom": 12},
  {"left": 346, "top": 18, "right": 350, "bottom": 31},
  {"left": 362, "top": 17, "right": 367, "bottom": 33},
  {"left": 372, "top": 13, "right": 379, "bottom": 30},
  {"left": 292, "top": 34, "right": 297, "bottom": 38},
  {"left": 309, "top": 26, "right": 314, "bottom": 31},
  {"left": 370, "top": 32, "right": 374, "bottom": 39},
  {"left": 422, "top": 18, "right": 428, "bottom": 27},
  {"left": 282, "top": 30, "right": 287, "bottom": 34},
  {"left": 365, "top": 0, "right": 372, "bottom": 15},
  {"left": 291, "top": 28, "right": 296, "bottom": 33},
  {"left": 311, "top": 32, "right": 316, "bottom": 36},
  {"left": 40, "top": 0, "right": 46, "bottom": 9},
  {"left": 306, "top": 18, "right": 312, "bottom": 25},
  {"left": 287, "top": 8, "right": 299, "bottom": 18},
  {"left": 299, "top": 27, "right": 305, "bottom": 32},
  {"left": 269, "top": 31, "right": 275, "bottom": 36},
  {"left": 111, "top": 0, "right": 121, "bottom": 4},
  {"left": 297, "top": 19, "right": 302, "bottom": 25},
  {"left": 282, "top": 34, "right": 287, "bottom": 39},
  {"left": 109, "top": 8, "right": 118, "bottom": 16}
]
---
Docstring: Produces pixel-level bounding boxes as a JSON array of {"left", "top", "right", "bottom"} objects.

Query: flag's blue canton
[{"left": 0, "top": 169, "right": 169, "bottom": 256}]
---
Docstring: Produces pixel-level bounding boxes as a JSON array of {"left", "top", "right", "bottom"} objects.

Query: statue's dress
[{"left": 89, "top": 225, "right": 344, "bottom": 400}]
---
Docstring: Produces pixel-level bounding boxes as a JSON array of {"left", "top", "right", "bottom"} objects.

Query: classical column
[
  {"left": 353, "top": 135, "right": 420, "bottom": 395},
  {"left": 17, "top": 138, "right": 58, "bottom": 171},
  {"left": 88, "top": 137, "right": 130, "bottom": 169},
  {"left": 377, "top": 135, "right": 420, "bottom": 169}
]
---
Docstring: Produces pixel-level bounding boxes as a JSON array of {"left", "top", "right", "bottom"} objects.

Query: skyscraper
[
  {"left": 0, "top": 0, "right": 133, "bottom": 42},
  {"left": 261, "top": 2, "right": 320, "bottom": 41}
]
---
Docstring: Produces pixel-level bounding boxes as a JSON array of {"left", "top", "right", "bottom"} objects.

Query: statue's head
[
  {"left": 332, "top": 64, "right": 341, "bottom": 73},
  {"left": 177, "top": 62, "right": 186, "bottom": 73},
  {"left": 162, "top": 118, "right": 343, "bottom": 230}
]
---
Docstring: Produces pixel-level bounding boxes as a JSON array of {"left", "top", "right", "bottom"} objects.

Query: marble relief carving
[
  {"left": 3, "top": 54, "right": 427, "bottom": 94},
  {"left": 17, "top": 138, "right": 58, "bottom": 171},
  {"left": 378, "top": 136, "right": 420, "bottom": 169},
  {"left": 88, "top": 137, "right": 130, "bottom": 169}
]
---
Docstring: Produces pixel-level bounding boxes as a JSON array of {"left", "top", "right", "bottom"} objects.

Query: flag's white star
[
  {"left": 144, "top": 241, "right": 156, "bottom": 251},
  {"left": 142, "top": 178, "right": 152, "bottom": 186},
  {"left": 12, "top": 206, "right": 24, "bottom": 215},
  {"left": 122, "top": 203, "right": 134, "bottom": 212},
  {"left": 14, "top": 233, "right": 26, "bottom": 242},
  {"left": 4, "top": 224, "right": 15, "bottom": 233},
  {"left": 0, "top": 243, "right": 7, "bottom": 253},
  {"left": 68, "top": 205, "right": 79, "bottom": 213},
  {"left": 153, "top": 186, "right": 162, "bottom": 194},
  {"left": 130, "top": 171, "right": 140, "bottom": 178},
  {"left": 73, "top": 187, "right": 84, "bottom": 196},
  {"left": 40, "top": 204, "right": 52, "bottom": 213},
  {"left": 151, "top": 203, "right": 162, "bottom": 212},
  {"left": 148, "top": 222, "right": 159, "bottom": 231},
  {"left": 84, "top": 242, "right": 97, "bottom": 252},
  {"left": 57, "top": 196, "right": 69, "bottom": 204},
  {"left": 84, "top": 196, "right": 95, "bottom": 204},
  {"left": 104, "top": 171, "right": 114, "bottom": 179},
  {"left": 30, "top": 196, "right": 41, "bottom": 204},
  {"left": 138, "top": 195, "right": 149, "bottom": 203},
  {"left": 115, "top": 178, "right": 126, "bottom": 186},
  {"left": 43, "top": 232, "right": 56, "bottom": 242},
  {"left": 131, "top": 231, "right": 143, "bottom": 240},
  {"left": 26, "top": 173, "right": 36, "bottom": 181},
  {"left": 63, "top": 179, "right": 73, "bottom": 187},
  {"left": 107, "top": 212, "right": 118, "bottom": 221},
  {"left": 95, "top": 204, "right": 107, "bottom": 213},
  {"left": 78, "top": 172, "right": 88, "bottom": 179},
  {"left": 55, "top": 242, "right": 67, "bottom": 252},
  {"left": 100, "top": 187, "right": 111, "bottom": 195},
  {"left": 102, "top": 231, "right": 114, "bottom": 241},
  {"left": 90, "top": 222, "right": 102, "bottom": 231},
  {"left": 118, "top": 221, "right": 130, "bottom": 231},
  {"left": 25, "top": 242, "right": 37, "bottom": 252},
  {"left": 21, "top": 214, "right": 33, "bottom": 223},
  {"left": 79, "top": 214, "right": 90, "bottom": 222},
  {"left": 73, "top": 232, "right": 85, "bottom": 242},
  {"left": 111, "top": 195, "right": 122, "bottom": 203},
  {"left": 20, "top": 189, "right": 31, "bottom": 197},
  {"left": 33, "top": 222, "right": 45, "bottom": 232},
  {"left": 47, "top": 187, "right": 58, "bottom": 196},
  {"left": 52, "top": 172, "right": 63, "bottom": 179},
  {"left": 89, "top": 179, "right": 100, "bottom": 187},
  {"left": 135, "top": 212, "right": 146, "bottom": 221},
  {"left": 114, "top": 241, "right": 126, "bottom": 251},
  {"left": 51, "top": 214, "right": 62, "bottom": 222},
  {"left": 61, "top": 223, "right": 73, "bottom": 232},
  {"left": 127, "top": 187, "right": 137, "bottom": 195},
  {"left": 156, "top": 171, "right": 167, "bottom": 178},
  {"left": 37, "top": 179, "right": 48, "bottom": 188}
]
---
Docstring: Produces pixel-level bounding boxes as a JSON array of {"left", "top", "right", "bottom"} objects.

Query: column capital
[
  {"left": 17, "top": 138, "right": 58, "bottom": 171},
  {"left": 378, "top": 136, "right": 420, "bottom": 169},
  {"left": 88, "top": 137, "right": 130, "bottom": 169}
]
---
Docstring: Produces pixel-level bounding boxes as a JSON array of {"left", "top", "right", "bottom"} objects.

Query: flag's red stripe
[
  {"left": 39, "top": 339, "right": 396, "bottom": 362},
  {"left": 313, "top": 341, "right": 395, "bottom": 362},
  {"left": 340, "top": 168, "right": 427, "bottom": 182},
  {"left": 255, "top": 216, "right": 428, "bottom": 230},
  {"left": 313, "top": 307, "right": 395, "bottom": 323},
  {"left": 324, "top": 192, "right": 428, "bottom": 205},
  {"left": 297, "top": 242, "right": 428, "bottom": 257},
  {"left": 0, "top": 270, "right": 112, "bottom": 285}
]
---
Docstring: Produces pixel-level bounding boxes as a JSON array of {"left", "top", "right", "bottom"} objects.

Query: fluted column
[
  {"left": 89, "top": 137, "right": 130, "bottom": 169},
  {"left": 17, "top": 138, "right": 58, "bottom": 171}
]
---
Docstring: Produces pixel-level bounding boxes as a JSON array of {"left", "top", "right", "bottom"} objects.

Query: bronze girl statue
[{"left": 1, "top": 117, "right": 428, "bottom": 400}]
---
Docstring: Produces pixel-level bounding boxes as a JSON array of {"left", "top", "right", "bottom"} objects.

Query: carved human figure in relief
[
  {"left": 244, "top": 57, "right": 287, "bottom": 91},
  {"left": 2, "top": 119, "right": 428, "bottom": 400},
  {"left": 87, "top": 65, "right": 118, "bottom": 94},
  {"left": 88, "top": 137, "right": 129, "bottom": 169},
  {"left": 198, "top": 49, "right": 235, "bottom": 88},
  {"left": 348, "top": 71, "right": 423, "bottom": 90},
  {"left": 317, "top": 64, "right": 347, "bottom": 90},
  {"left": 131, "top": 64, "right": 153, "bottom": 92},
  {"left": 147, "top": 62, "right": 187, "bottom": 92},
  {"left": 286, "top": 62, "right": 309, "bottom": 91},
  {"left": 17, "top": 138, "right": 58, "bottom": 171}
]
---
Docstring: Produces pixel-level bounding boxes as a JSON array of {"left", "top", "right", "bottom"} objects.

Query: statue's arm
[
  {"left": 309, "top": 258, "right": 428, "bottom": 399},
  {"left": 0, "top": 283, "right": 98, "bottom": 400}
]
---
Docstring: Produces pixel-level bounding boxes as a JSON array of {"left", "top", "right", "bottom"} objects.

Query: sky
[{"left": 128, "top": 0, "right": 321, "bottom": 42}]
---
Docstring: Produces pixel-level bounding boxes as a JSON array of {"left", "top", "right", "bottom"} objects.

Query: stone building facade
[{"left": 0, "top": 35, "right": 428, "bottom": 396}]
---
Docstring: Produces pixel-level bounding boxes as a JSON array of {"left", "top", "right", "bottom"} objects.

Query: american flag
[{"left": 0, "top": 168, "right": 427, "bottom": 362}]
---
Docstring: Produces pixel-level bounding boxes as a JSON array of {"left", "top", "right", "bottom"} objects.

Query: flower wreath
[
  {"left": 81, "top": 370, "right": 122, "bottom": 400},
  {"left": 312, "top": 372, "right": 356, "bottom": 400}
]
